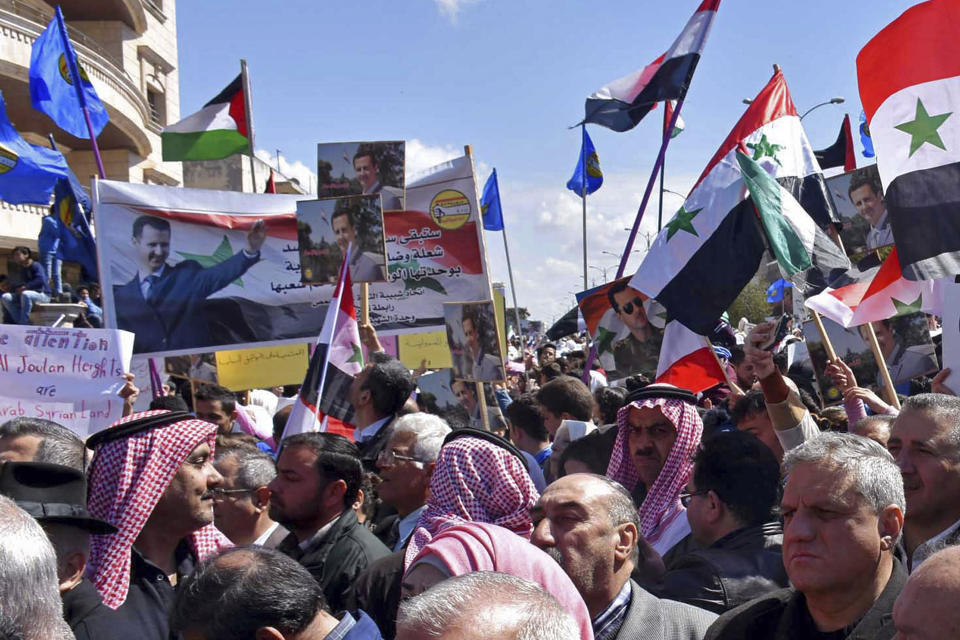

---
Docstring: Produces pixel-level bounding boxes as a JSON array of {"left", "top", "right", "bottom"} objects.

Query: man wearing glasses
[
  {"left": 212, "top": 447, "right": 288, "bottom": 548},
  {"left": 608, "top": 280, "right": 662, "bottom": 378}
]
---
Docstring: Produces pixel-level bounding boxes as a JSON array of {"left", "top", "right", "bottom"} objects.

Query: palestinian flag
[
  {"left": 282, "top": 249, "right": 363, "bottom": 439},
  {"left": 814, "top": 114, "right": 856, "bottom": 171},
  {"left": 629, "top": 68, "right": 839, "bottom": 334},
  {"left": 857, "top": 0, "right": 960, "bottom": 281},
  {"left": 583, "top": 0, "right": 720, "bottom": 132},
  {"left": 162, "top": 75, "right": 249, "bottom": 162},
  {"left": 655, "top": 320, "right": 726, "bottom": 394}
]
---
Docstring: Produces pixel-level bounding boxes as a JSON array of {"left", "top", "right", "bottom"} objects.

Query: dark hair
[
  {"left": 848, "top": 168, "right": 883, "bottom": 200},
  {"left": 729, "top": 346, "right": 746, "bottom": 366},
  {"left": 771, "top": 350, "right": 788, "bottom": 374},
  {"left": 505, "top": 394, "right": 548, "bottom": 442},
  {"left": 537, "top": 376, "right": 594, "bottom": 421},
  {"left": 170, "top": 547, "right": 327, "bottom": 639},
  {"left": 352, "top": 149, "right": 377, "bottom": 168},
  {"left": 358, "top": 471, "right": 378, "bottom": 522},
  {"left": 12, "top": 246, "right": 30, "bottom": 259},
  {"left": 558, "top": 428, "right": 616, "bottom": 476},
  {"left": 273, "top": 405, "right": 293, "bottom": 446},
  {"left": 330, "top": 207, "right": 354, "bottom": 228},
  {"left": 438, "top": 404, "right": 471, "bottom": 432},
  {"left": 623, "top": 374, "right": 652, "bottom": 392},
  {"left": 149, "top": 396, "right": 190, "bottom": 412},
  {"left": 594, "top": 386, "right": 628, "bottom": 425},
  {"left": 730, "top": 389, "right": 767, "bottom": 425},
  {"left": 0, "top": 418, "right": 84, "bottom": 470},
  {"left": 693, "top": 431, "right": 780, "bottom": 527},
  {"left": 193, "top": 384, "right": 237, "bottom": 415},
  {"left": 363, "top": 353, "right": 416, "bottom": 418},
  {"left": 701, "top": 406, "right": 734, "bottom": 439},
  {"left": 280, "top": 432, "right": 362, "bottom": 507},
  {"left": 132, "top": 215, "right": 170, "bottom": 238},
  {"left": 538, "top": 362, "right": 564, "bottom": 382},
  {"left": 606, "top": 279, "right": 630, "bottom": 313},
  {"left": 536, "top": 343, "right": 557, "bottom": 359}
]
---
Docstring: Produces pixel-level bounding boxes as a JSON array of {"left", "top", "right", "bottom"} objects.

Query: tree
[{"left": 727, "top": 280, "right": 771, "bottom": 325}]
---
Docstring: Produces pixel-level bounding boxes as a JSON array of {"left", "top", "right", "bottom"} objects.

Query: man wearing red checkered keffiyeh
[
  {"left": 404, "top": 434, "right": 539, "bottom": 568},
  {"left": 606, "top": 385, "right": 703, "bottom": 557},
  {"left": 85, "top": 410, "right": 230, "bottom": 639}
]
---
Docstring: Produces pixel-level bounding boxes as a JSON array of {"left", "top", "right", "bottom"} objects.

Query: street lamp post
[{"left": 742, "top": 96, "right": 844, "bottom": 121}]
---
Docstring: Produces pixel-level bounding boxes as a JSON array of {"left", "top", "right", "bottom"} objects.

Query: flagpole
[
  {"left": 580, "top": 124, "right": 588, "bottom": 291},
  {"left": 494, "top": 170, "right": 525, "bottom": 347},
  {"left": 658, "top": 107, "right": 667, "bottom": 231},
  {"left": 862, "top": 322, "right": 902, "bottom": 410},
  {"left": 312, "top": 251, "right": 350, "bottom": 431},
  {"left": 54, "top": 8, "right": 105, "bottom": 179},
  {"left": 240, "top": 59, "right": 258, "bottom": 193}
]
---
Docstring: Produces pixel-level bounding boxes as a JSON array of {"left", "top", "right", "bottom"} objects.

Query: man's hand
[
  {"left": 358, "top": 321, "right": 383, "bottom": 353},
  {"left": 118, "top": 373, "right": 140, "bottom": 417},
  {"left": 745, "top": 322, "right": 778, "bottom": 380},
  {"left": 933, "top": 368, "right": 957, "bottom": 396},
  {"left": 246, "top": 219, "right": 267, "bottom": 254},
  {"left": 413, "top": 358, "right": 428, "bottom": 379}
]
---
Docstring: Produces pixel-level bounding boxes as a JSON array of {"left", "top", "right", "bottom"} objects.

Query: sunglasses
[
  {"left": 679, "top": 490, "right": 709, "bottom": 508},
  {"left": 617, "top": 297, "right": 644, "bottom": 315}
]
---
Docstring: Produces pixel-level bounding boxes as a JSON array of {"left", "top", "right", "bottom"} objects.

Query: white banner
[
  {"left": 0, "top": 326, "right": 134, "bottom": 437},
  {"left": 942, "top": 280, "right": 960, "bottom": 392}
]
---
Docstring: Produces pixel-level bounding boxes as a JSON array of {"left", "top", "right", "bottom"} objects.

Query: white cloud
[
  {"left": 432, "top": 0, "right": 483, "bottom": 23},
  {"left": 255, "top": 148, "right": 317, "bottom": 194}
]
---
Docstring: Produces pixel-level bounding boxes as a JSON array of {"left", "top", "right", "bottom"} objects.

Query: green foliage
[{"left": 727, "top": 279, "right": 772, "bottom": 325}]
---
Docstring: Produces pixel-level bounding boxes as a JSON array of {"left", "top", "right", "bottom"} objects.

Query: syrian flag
[
  {"left": 655, "top": 320, "right": 726, "bottom": 394},
  {"left": 857, "top": 0, "right": 960, "bottom": 281},
  {"left": 814, "top": 114, "right": 856, "bottom": 171},
  {"left": 162, "top": 75, "right": 249, "bottom": 162},
  {"left": 583, "top": 0, "right": 720, "bottom": 132},
  {"left": 629, "top": 68, "right": 840, "bottom": 334},
  {"left": 282, "top": 248, "right": 363, "bottom": 439},
  {"left": 665, "top": 100, "right": 686, "bottom": 138}
]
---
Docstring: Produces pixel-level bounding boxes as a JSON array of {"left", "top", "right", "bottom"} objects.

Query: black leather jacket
[{"left": 651, "top": 521, "right": 789, "bottom": 614}]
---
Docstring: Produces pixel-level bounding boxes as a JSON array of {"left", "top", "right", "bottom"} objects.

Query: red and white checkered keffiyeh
[
  {"left": 404, "top": 436, "right": 539, "bottom": 568},
  {"left": 86, "top": 410, "right": 230, "bottom": 609},
  {"left": 606, "top": 396, "right": 702, "bottom": 542}
]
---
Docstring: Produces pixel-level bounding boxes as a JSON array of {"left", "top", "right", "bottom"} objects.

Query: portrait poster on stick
[
  {"left": 297, "top": 195, "right": 387, "bottom": 284},
  {"left": 443, "top": 301, "right": 506, "bottom": 382},
  {"left": 825, "top": 164, "right": 894, "bottom": 260},
  {"left": 317, "top": 141, "right": 405, "bottom": 210}
]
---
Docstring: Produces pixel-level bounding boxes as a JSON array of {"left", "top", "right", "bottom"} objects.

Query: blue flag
[
  {"left": 30, "top": 7, "right": 108, "bottom": 139},
  {"left": 566, "top": 126, "right": 603, "bottom": 196},
  {"left": 480, "top": 169, "right": 504, "bottom": 231},
  {"left": 0, "top": 90, "right": 71, "bottom": 205},
  {"left": 54, "top": 174, "right": 98, "bottom": 279},
  {"left": 858, "top": 110, "right": 875, "bottom": 159},
  {"left": 765, "top": 278, "right": 793, "bottom": 303}
]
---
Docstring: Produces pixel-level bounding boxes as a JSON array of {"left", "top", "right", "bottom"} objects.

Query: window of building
[{"left": 147, "top": 88, "right": 165, "bottom": 127}]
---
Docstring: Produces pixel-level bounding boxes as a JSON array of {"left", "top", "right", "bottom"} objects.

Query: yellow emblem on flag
[
  {"left": 0, "top": 144, "right": 17, "bottom": 174},
  {"left": 58, "top": 54, "right": 91, "bottom": 86},
  {"left": 586, "top": 152, "right": 603, "bottom": 179},
  {"left": 430, "top": 189, "right": 471, "bottom": 230}
]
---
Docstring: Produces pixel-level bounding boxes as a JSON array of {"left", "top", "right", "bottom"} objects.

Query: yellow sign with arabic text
[
  {"left": 215, "top": 344, "right": 309, "bottom": 391},
  {"left": 397, "top": 331, "right": 452, "bottom": 369}
]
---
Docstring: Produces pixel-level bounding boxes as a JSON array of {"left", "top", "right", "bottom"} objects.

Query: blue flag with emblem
[
  {"left": 0, "top": 90, "right": 70, "bottom": 205},
  {"left": 566, "top": 126, "right": 603, "bottom": 196},
  {"left": 54, "top": 173, "right": 98, "bottom": 278},
  {"left": 29, "top": 6, "right": 109, "bottom": 139},
  {"left": 480, "top": 169, "right": 504, "bottom": 231},
  {"left": 765, "top": 278, "right": 793, "bottom": 303},
  {"left": 858, "top": 110, "right": 875, "bottom": 159}
]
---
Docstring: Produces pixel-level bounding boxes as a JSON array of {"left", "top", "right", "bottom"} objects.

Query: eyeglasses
[
  {"left": 209, "top": 488, "right": 256, "bottom": 499},
  {"left": 679, "top": 490, "right": 709, "bottom": 508},
  {"left": 377, "top": 448, "right": 424, "bottom": 467},
  {"left": 617, "top": 297, "right": 644, "bottom": 315}
]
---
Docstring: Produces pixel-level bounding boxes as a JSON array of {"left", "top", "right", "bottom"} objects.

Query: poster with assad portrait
[
  {"left": 297, "top": 195, "right": 387, "bottom": 284},
  {"left": 443, "top": 301, "right": 506, "bottom": 382},
  {"left": 317, "top": 141, "right": 405, "bottom": 210},
  {"left": 825, "top": 164, "right": 894, "bottom": 262}
]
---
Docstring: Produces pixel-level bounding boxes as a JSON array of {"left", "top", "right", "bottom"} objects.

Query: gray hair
[
  {"left": 0, "top": 496, "right": 69, "bottom": 640},
  {"left": 851, "top": 414, "right": 895, "bottom": 438},
  {"left": 397, "top": 571, "right": 579, "bottom": 640},
  {"left": 392, "top": 413, "right": 452, "bottom": 463},
  {"left": 783, "top": 432, "right": 905, "bottom": 539},
  {"left": 900, "top": 394, "right": 960, "bottom": 454},
  {"left": 0, "top": 418, "right": 84, "bottom": 470},
  {"left": 215, "top": 448, "right": 276, "bottom": 490}
]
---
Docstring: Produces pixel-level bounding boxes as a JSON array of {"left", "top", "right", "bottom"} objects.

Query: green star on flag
[
  {"left": 665, "top": 205, "right": 702, "bottom": 241},
  {"left": 891, "top": 294, "right": 923, "bottom": 316},
  {"left": 894, "top": 98, "right": 952, "bottom": 157},
  {"left": 746, "top": 134, "right": 784, "bottom": 166},
  {"left": 347, "top": 342, "right": 364, "bottom": 365},
  {"left": 176, "top": 235, "right": 244, "bottom": 287},
  {"left": 594, "top": 325, "right": 617, "bottom": 355}
]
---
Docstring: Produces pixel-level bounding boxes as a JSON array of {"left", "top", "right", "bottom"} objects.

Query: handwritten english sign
[{"left": 0, "top": 326, "right": 135, "bottom": 437}]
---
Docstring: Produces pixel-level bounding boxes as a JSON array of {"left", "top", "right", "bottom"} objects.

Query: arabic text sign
[
  {"left": 0, "top": 326, "right": 134, "bottom": 437},
  {"left": 215, "top": 344, "right": 310, "bottom": 391}
]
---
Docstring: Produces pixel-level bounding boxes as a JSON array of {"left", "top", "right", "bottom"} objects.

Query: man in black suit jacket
[
  {"left": 114, "top": 215, "right": 266, "bottom": 353},
  {"left": 348, "top": 352, "right": 416, "bottom": 472}
]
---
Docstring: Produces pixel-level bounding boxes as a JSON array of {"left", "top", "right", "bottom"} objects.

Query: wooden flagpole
[
  {"left": 476, "top": 381, "right": 490, "bottom": 431},
  {"left": 862, "top": 322, "right": 902, "bottom": 410},
  {"left": 361, "top": 282, "right": 370, "bottom": 325},
  {"left": 240, "top": 59, "right": 258, "bottom": 193},
  {"left": 811, "top": 310, "right": 838, "bottom": 362}
]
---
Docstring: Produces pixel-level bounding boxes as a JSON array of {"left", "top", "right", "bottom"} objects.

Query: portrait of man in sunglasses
[{"left": 608, "top": 279, "right": 662, "bottom": 378}]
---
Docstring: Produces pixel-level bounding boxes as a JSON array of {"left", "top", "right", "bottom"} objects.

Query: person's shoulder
[
  {"left": 338, "top": 517, "right": 391, "bottom": 559},
  {"left": 702, "top": 587, "right": 794, "bottom": 639}
]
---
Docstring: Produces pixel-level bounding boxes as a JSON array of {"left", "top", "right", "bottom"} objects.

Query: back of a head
[
  {"left": 694, "top": 431, "right": 781, "bottom": 527},
  {"left": 366, "top": 353, "right": 416, "bottom": 417},
  {"left": 505, "top": 394, "right": 549, "bottom": 442},
  {"left": 0, "top": 418, "right": 84, "bottom": 470},
  {"left": 194, "top": 384, "right": 236, "bottom": 414},
  {"left": 537, "top": 376, "right": 594, "bottom": 421},
  {"left": 170, "top": 547, "right": 326, "bottom": 640},
  {"left": 593, "top": 386, "right": 628, "bottom": 426},
  {"left": 393, "top": 413, "right": 452, "bottom": 462},
  {"left": 149, "top": 395, "right": 190, "bottom": 413},
  {"left": 730, "top": 389, "right": 767, "bottom": 425},
  {"left": 558, "top": 429, "right": 617, "bottom": 477},
  {"left": 0, "top": 496, "right": 64, "bottom": 640},
  {"left": 396, "top": 571, "right": 579, "bottom": 640},
  {"left": 281, "top": 432, "right": 362, "bottom": 506},
  {"left": 216, "top": 447, "right": 276, "bottom": 489}
]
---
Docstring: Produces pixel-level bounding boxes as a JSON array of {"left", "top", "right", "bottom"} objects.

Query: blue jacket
[
  {"left": 20, "top": 261, "right": 50, "bottom": 295},
  {"left": 38, "top": 215, "right": 60, "bottom": 255},
  {"left": 330, "top": 611, "right": 383, "bottom": 639}
]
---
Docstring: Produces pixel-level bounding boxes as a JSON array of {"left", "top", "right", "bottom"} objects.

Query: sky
[{"left": 176, "top": 0, "right": 915, "bottom": 327}]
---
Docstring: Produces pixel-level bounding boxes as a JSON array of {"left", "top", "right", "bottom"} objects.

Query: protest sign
[
  {"left": 444, "top": 301, "right": 506, "bottom": 382},
  {"left": 803, "top": 315, "right": 879, "bottom": 406},
  {"left": 398, "top": 331, "right": 452, "bottom": 369},
  {"left": 0, "top": 326, "right": 134, "bottom": 437},
  {"left": 297, "top": 195, "right": 387, "bottom": 284},
  {"left": 416, "top": 369, "right": 460, "bottom": 415},
  {"left": 215, "top": 344, "right": 309, "bottom": 391},
  {"left": 317, "top": 141, "right": 405, "bottom": 210},
  {"left": 825, "top": 164, "right": 894, "bottom": 260}
]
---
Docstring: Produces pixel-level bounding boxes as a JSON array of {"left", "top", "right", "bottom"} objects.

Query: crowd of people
[{"left": 1, "top": 312, "right": 959, "bottom": 640}]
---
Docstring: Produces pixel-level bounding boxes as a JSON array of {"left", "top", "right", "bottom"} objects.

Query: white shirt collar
[
  {"left": 395, "top": 505, "right": 426, "bottom": 552},
  {"left": 252, "top": 521, "right": 281, "bottom": 547}
]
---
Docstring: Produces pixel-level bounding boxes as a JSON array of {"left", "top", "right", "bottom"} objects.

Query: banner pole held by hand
[{"left": 862, "top": 321, "right": 902, "bottom": 410}]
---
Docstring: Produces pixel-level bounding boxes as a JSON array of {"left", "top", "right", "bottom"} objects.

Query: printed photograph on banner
[
  {"left": 95, "top": 181, "right": 333, "bottom": 356},
  {"left": 297, "top": 195, "right": 387, "bottom": 284},
  {"left": 803, "top": 316, "right": 880, "bottom": 407},
  {"left": 443, "top": 300, "right": 506, "bottom": 382},
  {"left": 856, "top": 313, "right": 939, "bottom": 387},
  {"left": 417, "top": 371, "right": 502, "bottom": 432},
  {"left": 316, "top": 141, "right": 405, "bottom": 210},
  {"left": 826, "top": 164, "right": 894, "bottom": 260},
  {"left": 576, "top": 277, "right": 664, "bottom": 382},
  {"left": 164, "top": 352, "right": 219, "bottom": 387}
]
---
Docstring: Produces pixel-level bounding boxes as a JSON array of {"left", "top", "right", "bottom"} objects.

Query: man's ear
[
  {"left": 230, "top": 410, "right": 239, "bottom": 422},
  {"left": 615, "top": 522, "right": 639, "bottom": 563},
  {"left": 254, "top": 486, "right": 271, "bottom": 511},
  {"left": 324, "top": 479, "right": 348, "bottom": 511},
  {"left": 59, "top": 550, "right": 86, "bottom": 594},
  {"left": 254, "top": 627, "right": 285, "bottom": 640},
  {"left": 878, "top": 504, "right": 904, "bottom": 550},
  {"left": 424, "top": 461, "right": 437, "bottom": 481}
]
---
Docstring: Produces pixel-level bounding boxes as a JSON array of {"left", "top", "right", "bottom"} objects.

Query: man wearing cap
[
  {"left": 0, "top": 461, "right": 120, "bottom": 639},
  {"left": 606, "top": 384, "right": 704, "bottom": 557},
  {"left": 85, "top": 409, "right": 230, "bottom": 640}
]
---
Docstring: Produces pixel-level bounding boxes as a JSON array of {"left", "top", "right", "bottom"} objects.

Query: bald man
[{"left": 893, "top": 545, "right": 960, "bottom": 638}]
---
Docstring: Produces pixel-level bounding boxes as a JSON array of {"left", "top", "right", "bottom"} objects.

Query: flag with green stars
[
  {"left": 858, "top": 0, "right": 960, "bottom": 281},
  {"left": 630, "top": 68, "right": 838, "bottom": 334},
  {"left": 849, "top": 246, "right": 941, "bottom": 326}
]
